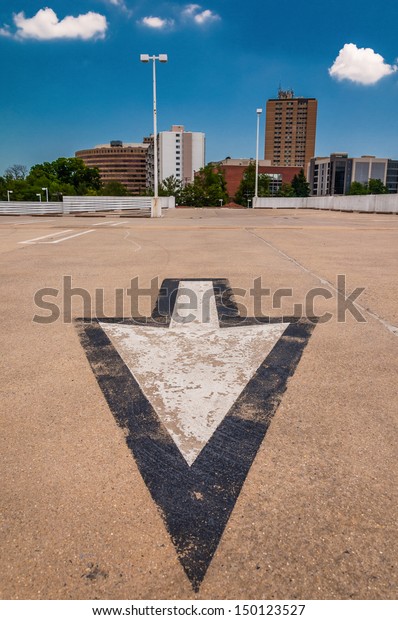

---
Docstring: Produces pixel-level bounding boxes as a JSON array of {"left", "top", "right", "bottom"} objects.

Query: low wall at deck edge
[{"left": 252, "top": 194, "right": 398, "bottom": 214}]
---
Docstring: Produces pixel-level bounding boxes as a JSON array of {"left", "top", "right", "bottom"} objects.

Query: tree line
[
  {"left": 347, "top": 179, "right": 388, "bottom": 195},
  {"left": 0, "top": 159, "right": 104, "bottom": 201},
  {"left": 4, "top": 157, "right": 385, "bottom": 206},
  {"left": 0, "top": 158, "right": 312, "bottom": 206},
  {"left": 0, "top": 158, "right": 137, "bottom": 201}
]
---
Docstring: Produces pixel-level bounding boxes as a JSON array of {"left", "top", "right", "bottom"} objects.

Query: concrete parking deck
[{"left": 1, "top": 208, "right": 397, "bottom": 600}]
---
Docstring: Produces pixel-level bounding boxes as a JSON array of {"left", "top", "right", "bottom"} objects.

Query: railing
[
  {"left": 0, "top": 202, "right": 63, "bottom": 215},
  {"left": 0, "top": 195, "right": 175, "bottom": 216},
  {"left": 62, "top": 196, "right": 153, "bottom": 213}
]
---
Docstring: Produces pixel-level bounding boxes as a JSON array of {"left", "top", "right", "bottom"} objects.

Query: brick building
[{"left": 215, "top": 158, "right": 302, "bottom": 199}]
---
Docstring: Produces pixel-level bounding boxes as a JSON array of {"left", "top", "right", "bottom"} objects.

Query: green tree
[
  {"left": 28, "top": 157, "right": 101, "bottom": 198},
  {"left": 0, "top": 176, "right": 7, "bottom": 200},
  {"left": 348, "top": 181, "right": 369, "bottom": 195},
  {"left": 159, "top": 175, "right": 183, "bottom": 204},
  {"left": 234, "top": 163, "right": 270, "bottom": 206},
  {"left": 291, "top": 169, "right": 310, "bottom": 197},
  {"left": 367, "top": 178, "right": 388, "bottom": 194},
  {"left": 180, "top": 165, "right": 228, "bottom": 207},
  {"left": 1, "top": 157, "right": 101, "bottom": 201},
  {"left": 100, "top": 181, "right": 129, "bottom": 196},
  {"left": 276, "top": 182, "right": 295, "bottom": 197}
]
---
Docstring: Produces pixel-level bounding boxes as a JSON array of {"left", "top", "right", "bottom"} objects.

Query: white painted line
[
  {"left": 93, "top": 220, "right": 127, "bottom": 227},
  {"left": 46, "top": 229, "right": 95, "bottom": 244},
  {"left": 101, "top": 281, "right": 289, "bottom": 465},
  {"left": 19, "top": 230, "right": 73, "bottom": 244},
  {"left": 1, "top": 218, "right": 55, "bottom": 226},
  {"left": 170, "top": 280, "right": 219, "bottom": 330}
]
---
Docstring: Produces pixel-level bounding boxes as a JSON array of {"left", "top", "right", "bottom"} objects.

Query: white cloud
[
  {"left": 329, "top": 43, "right": 397, "bottom": 85},
  {"left": 182, "top": 4, "right": 201, "bottom": 17},
  {"left": 136, "top": 4, "right": 220, "bottom": 30},
  {"left": 194, "top": 9, "right": 219, "bottom": 24},
  {"left": 1, "top": 8, "right": 108, "bottom": 41},
  {"left": 102, "top": 0, "right": 132, "bottom": 16},
  {"left": 0, "top": 25, "right": 12, "bottom": 38},
  {"left": 140, "top": 16, "right": 174, "bottom": 29},
  {"left": 181, "top": 4, "right": 220, "bottom": 25}
]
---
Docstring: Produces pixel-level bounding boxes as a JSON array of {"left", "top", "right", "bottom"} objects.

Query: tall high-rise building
[
  {"left": 147, "top": 125, "right": 205, "bottom": 190},
  {"left": 264, "top": 89, "right": 317, "bottom": 169}
]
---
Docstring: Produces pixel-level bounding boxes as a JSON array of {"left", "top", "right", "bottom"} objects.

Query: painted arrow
[{"left": 77, "top": 278, "right": 317, "bottom": 591}]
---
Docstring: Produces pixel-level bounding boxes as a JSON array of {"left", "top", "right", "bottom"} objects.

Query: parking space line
[
  {"left": 19, "top": 230, "right": 73, "bottom": 244},
  {"left": 19, "top": 229, "right": 95, "bottom": 245},
  {"left": 93, "top": 221, "right": 128, "bottom": 227},
  {"left": 46, "top": 229, "right": 95, "bottom": 244},
  {"left": 0, "top": 218, "right": 56, "bottom": 226}
]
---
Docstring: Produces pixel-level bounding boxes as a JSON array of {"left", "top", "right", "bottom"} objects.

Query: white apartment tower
[{"left": 147, "top": 125, "right": 205, "bottom": 190}]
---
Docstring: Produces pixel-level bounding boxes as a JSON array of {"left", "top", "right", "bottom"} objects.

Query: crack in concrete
[{"left": 246, "top": 228, "right": 398, "bottom": 338}]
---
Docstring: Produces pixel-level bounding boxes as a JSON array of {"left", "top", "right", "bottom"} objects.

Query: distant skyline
[{"left": 1, "top": 1, "right": 398, "bottom": 175}]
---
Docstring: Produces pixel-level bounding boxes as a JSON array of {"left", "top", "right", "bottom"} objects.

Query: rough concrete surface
[{"left": 0, "top": 208, "right": 397, "bottom": 600}]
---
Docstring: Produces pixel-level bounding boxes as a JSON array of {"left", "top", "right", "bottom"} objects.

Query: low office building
[
  {"left": 308, "top": 153, "right": 398, "bottom": 195},
  {"left": 76, "top": 140, "right": 150, "bottom": 195},
  {"left": 386, "top": 159, "right": 398, "bottom": 193}
]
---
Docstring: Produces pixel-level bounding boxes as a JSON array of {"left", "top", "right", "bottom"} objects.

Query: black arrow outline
[{"left": 76, "top": 279, "right": 317, "bottom": 592}]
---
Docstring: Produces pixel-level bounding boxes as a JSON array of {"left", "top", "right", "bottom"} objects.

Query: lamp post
[
  {"left": 7, "top": 190, "right": 13, "bottom": 201},
  {"left": 42, "top": 187, "right": 49, "bottom": 202},
  {"left": 36, "top": 193, "right": 42, "bottom": 202},
  {"left": 254, "top": 108, "right": 263, "bottom": 207},
  {"left": 140, "top": 53, "right": 168, "bottom": 218}
]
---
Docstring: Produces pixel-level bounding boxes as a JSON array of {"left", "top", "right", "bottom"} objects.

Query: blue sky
[{"left": 1, "top": 1, "right": 398, "bottom": 174}]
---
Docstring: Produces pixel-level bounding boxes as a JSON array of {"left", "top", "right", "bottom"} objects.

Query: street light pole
[
  {"left": 254, "top": 108, "right": 263, "bottom": 207},
  {"left": 7, "top": 190, "right": 13, "bottom": 201},
  {"left": 36, "top": 193, "right": 42, "bottom": 202},
  {"left": 140, "top": 53, "right": 168, "bottom": 218},
  {"left": 42, "top": 187, "right": 49, "bottom": 202}
]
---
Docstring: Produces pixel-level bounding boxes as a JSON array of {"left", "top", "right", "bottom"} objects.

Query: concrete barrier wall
[
  {"left": 252, "top": 197, "right": 305, "bottom": 209},
  {"left": 253, "top": 194, "right": 398, "bottom": 214},
  {"left": 158, "top": 196, "right": 176, "bottom": 209}
]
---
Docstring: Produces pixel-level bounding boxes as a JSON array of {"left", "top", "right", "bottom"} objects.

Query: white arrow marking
[{"left": 100, "top": 281, "right": 289, "bottom": 466}]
